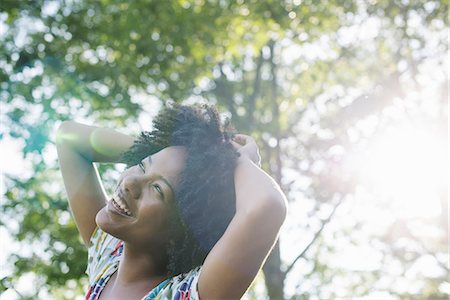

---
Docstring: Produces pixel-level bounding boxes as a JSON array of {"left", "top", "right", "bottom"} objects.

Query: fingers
[
  {"left": 230, "top": 140, "right": 242, "bottom": 150},
  {"left": 232, "top": 134, "right": 253, "bottom": 145},
  {"left": 231, "top": 134, "right": 261, "bottom": 167}
]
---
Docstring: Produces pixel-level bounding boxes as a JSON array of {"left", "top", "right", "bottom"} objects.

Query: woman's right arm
[{"left": 55, "top": 121, "right": 135, "bottom": 247}]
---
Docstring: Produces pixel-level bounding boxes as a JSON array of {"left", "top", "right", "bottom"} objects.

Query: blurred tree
[{"left": 0, "top": 0, "right": 447, "bottom": 299}]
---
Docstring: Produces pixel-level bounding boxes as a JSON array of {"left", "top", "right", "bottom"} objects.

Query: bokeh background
[{"left": 0, "top": 0, "right": 448, "bottom": 299}]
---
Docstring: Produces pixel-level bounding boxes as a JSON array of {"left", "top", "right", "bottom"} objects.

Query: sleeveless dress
[{"left": 85, "top": 227, "right": 201, "bottom": 300}]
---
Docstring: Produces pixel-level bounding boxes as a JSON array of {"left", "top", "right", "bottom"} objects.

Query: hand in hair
[{"left": 231, "top": 134, "right": 261, "bottom": 168}]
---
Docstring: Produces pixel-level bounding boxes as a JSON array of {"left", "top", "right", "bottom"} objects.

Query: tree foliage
[{"left": 1, "top": 0, "right": 448, "bottom": 299}]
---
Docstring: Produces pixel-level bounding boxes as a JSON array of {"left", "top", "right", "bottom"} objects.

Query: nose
[{"left": 121, "top": 173, "right": 142, "bottom": 200}]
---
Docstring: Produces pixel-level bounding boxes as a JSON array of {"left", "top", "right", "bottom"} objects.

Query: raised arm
[
  {"left": 198, "top": 134, "right": 287, "bottom": 299},
  {"left": 55, "top": 121, "right": 134, "bottom": 246}
]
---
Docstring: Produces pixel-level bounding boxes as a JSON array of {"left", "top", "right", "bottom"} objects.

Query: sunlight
[{"left": 357, "top": 123, "right": 445, "bottom": 218}]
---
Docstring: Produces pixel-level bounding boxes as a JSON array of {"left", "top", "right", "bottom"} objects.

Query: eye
[
  {"left": 152, "top": 184, "right": 164, "bottom": 199},
  {"left": 138, "top": 161, "right": 145, "bottom": 173}
]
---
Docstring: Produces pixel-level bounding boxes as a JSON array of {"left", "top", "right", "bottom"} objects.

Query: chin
[
  {"left": 95, "top": 206, "right": 123, "bottom": 239},
  {"left": 95, "top": 207, "right": 109, "bottom": 231}
]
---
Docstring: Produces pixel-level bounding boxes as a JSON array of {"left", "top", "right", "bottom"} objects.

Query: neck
[{"left": 115, "top": 242, "right": 167, "bottom": 285}]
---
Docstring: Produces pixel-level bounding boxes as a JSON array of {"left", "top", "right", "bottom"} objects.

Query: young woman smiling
[{"left": 56, "top": 103, "right": 287, "bottom": 299}]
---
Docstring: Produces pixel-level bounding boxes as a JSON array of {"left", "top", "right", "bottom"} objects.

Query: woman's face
[{"left": 96, "top": 146, "right": 187, "bottom": 248}]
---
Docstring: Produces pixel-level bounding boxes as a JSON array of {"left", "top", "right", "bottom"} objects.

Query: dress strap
[{"left": 141, "top": 278, "right": 171, "bottom": 300}]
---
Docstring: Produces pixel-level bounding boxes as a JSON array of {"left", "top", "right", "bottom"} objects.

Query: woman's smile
[{"left": 109, "top": 197, "right": 132, "bottom": 217}]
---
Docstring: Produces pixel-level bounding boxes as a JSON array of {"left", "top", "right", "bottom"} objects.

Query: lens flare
[
  {"left": 89, "top": 128, "right": 126, "bottom": 157},
  {"left": 354, "top": 124, "right": 445, "bottom": 218}
]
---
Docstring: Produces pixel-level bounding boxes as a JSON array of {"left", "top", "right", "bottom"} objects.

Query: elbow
[
  {"left": 271, "top": 193, "right": 288, "bottom": 226},
  {"left": 56, "top": 121, "right": 75, "bottom": 145},
  {"left": 265, "top": 183, "right": 288, "bottom": 217},
  {"left": 57, "top": 121, "right": 73, "bottom": 131},
  {"left": 257, "top": 193, "right": 288, "bottom": 229}
]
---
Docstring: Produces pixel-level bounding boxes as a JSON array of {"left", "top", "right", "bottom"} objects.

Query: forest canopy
[{"left": 0, "top": 0, "right": 448, "bottom": 299}]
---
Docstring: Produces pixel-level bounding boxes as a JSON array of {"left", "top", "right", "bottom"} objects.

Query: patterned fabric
[{"left": 85, "top": 227, "right": 201, "bottom": 300}]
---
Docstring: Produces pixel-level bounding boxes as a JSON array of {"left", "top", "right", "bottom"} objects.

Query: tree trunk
[
  {"left": 263, "top": 241, "right": 285, "bottom": 300},
  {"left": 262, "top": 39, "right": 286, "bottom": 300}
]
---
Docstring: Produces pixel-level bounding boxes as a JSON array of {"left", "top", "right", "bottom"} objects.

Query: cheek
[{"left": 134, "top": 204, "right": 170, "bottom": 235}]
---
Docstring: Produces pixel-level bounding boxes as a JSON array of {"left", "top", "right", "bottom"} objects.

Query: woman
[{"left": 56, "top": 103, "right": 287, "bottom": 299}]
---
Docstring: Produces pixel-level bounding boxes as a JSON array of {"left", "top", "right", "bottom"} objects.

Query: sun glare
[{"left": 356, "top": 124, "right": 446, "bottom": 218}]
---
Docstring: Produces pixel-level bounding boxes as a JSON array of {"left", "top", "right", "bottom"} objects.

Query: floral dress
[{"left": 85, "top": 227, "right": 201, "bottom": 300}]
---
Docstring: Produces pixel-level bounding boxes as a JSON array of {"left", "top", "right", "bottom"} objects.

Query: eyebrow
[{"left": 147, "top": 156, "right": 176, "bottom": 198}]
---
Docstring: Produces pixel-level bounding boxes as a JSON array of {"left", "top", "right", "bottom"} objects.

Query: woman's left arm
[{"left": 198, "top": 135, "right": 287, "bottom": 299}]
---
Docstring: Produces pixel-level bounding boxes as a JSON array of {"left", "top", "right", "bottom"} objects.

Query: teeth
[{"left": 112, "top": 194, "right": 131, "bottom": 216}]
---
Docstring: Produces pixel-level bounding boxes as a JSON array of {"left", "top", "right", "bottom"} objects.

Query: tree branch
[
  {"left": 213, "top": 62, "right": 238, "bottom": 119},
  {"left": 283, "top": 199, "right": 343, "bottom": 276},
  {"left": 246, "top": 47, "right": 264, "bottom": 130}
]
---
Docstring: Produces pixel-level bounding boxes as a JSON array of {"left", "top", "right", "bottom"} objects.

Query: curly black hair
[{"left": 119, "top": 103, "right": 239, "bottom": 277}]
